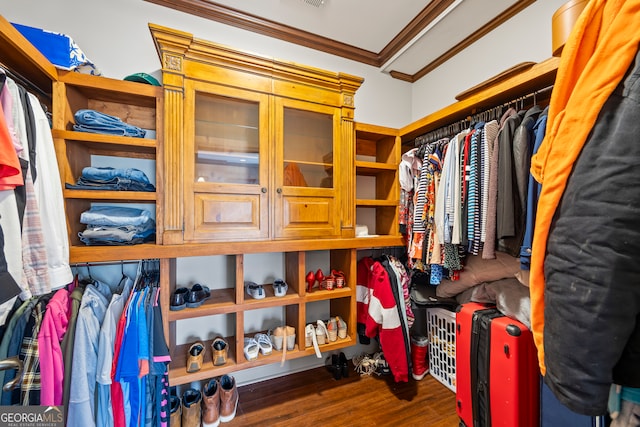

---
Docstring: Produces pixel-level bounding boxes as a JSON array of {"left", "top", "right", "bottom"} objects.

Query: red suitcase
[{"left": 456, "top": 302, "right": 540, "bottom": 427}]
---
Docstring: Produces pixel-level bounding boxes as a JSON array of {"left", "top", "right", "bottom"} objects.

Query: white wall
[{"left": 410, "top": 0, "right": 568, "bottom": 121}]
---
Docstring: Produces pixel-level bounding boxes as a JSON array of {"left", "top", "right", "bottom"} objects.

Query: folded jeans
[
  {"left": 79, "top": 206, "right": 153, "bottom": 227},
  {"left": 73, "top": 109, "right": 146, "bottom": 138}
]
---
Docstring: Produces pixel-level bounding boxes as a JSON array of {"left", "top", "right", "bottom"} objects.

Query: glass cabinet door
[
  {"left": 194, "top": 93, "right": 260, "bottom": 185},
  {"left": 282, "top": 107, "right": 334, "bottom": 189},
  {"left": 274, "top": 98, "right": 341, "bottom": 239},
  {"left": 185, "top": 81, "right": 270, "bottom": 241}
]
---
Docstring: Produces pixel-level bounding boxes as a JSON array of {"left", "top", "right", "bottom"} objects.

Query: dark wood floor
[{"left": 228, "top": 361, "right": 459, "bottom": 427}]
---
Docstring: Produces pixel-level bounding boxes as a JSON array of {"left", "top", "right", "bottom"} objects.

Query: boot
[
  {"left": 411, "top": 336, "right": 429, "bottom": 381},
  {"left": 169, "top": 394, "right": 181, "bottom": 426},
  {"left": 201, "top": 378, "right": 221, "bottom": 427},
  {"left": 219, "top": 374, "right": 239, "bottom": 423},
  {"left": 181, "top": 388, "right": 202, "bottom": 427}
]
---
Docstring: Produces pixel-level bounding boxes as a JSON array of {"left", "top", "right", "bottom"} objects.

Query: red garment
[
  {"left": 365, "top": 261, "right": 409, "bottom": 382},
  {"left": 0, "top": 101, "right": 22, "bottom": 190},
  {"left": 356, "top": 256, "right": 374, "bottom": 326},
  {"left": 111, "top": 293, "right": 132, "bottom": 427}
]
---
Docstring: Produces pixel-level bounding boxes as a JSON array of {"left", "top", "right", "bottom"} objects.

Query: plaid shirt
[{"left": 19, "top": 292, "right": 53, "bottom": 405}]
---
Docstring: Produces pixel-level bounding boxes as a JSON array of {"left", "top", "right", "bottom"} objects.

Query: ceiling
[{"left": 144, "top": 0, "right": 535, "bottom": 82}]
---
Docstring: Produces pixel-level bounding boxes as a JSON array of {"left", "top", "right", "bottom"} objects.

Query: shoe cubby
[
  {"left": 354, "top": 122, "right": 401, "bottom": 238},
  {"left": 169, "top": 312, "right": 238, "bottom": 384},
  {"left": 241, "top": 306, "right": 300, "bottom": 366}
]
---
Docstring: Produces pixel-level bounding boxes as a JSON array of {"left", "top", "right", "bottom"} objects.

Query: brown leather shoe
[
  {"left": 201, "top": 378, "right": 220, "bottom": 427},
  {"left": 181, "top": 388, "right": 202, "bottom": 427},
  {"left": 211, "top": 337, "right": 228, "bottom": 366},
  {"left": 186, "top": 342, "right": 205, "bottom": 373},
  {"left": 219, "top": 375, "right": 238, "bottom": 423}
]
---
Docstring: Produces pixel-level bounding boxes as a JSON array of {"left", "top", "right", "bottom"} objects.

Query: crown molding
[{"left": 145, "top": 0, "right": 535, "bottom": 82}]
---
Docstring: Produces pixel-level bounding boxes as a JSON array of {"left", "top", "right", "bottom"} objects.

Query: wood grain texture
[{"left": 231, "top": 365, "right": 459, "bottom": 427}]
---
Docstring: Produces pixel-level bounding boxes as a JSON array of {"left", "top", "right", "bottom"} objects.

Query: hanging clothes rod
[
  {"left": 70, "top": 259, "right": 153, "bottom": 268},
  {"left": 0, "top": 62, "right": 51, "bottom": 101},
  {"left": 414, "top": 84, "right": 554, "bottom": 147}
]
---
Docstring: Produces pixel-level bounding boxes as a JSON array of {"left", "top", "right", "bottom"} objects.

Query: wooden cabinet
[
  {"left": 149, "top": 23, "right": 362, "bottom": 244},
  {"left": 354, "top": 123, "right": 401, "bottom": 237}
]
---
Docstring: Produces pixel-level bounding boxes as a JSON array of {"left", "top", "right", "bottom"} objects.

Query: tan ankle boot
[
  {"left": 219, "top": 375, "right": 238, "bottom": 423},
  {"left": 201, "top": 378, "right": 220, "bottom": 427},
  {"left": 181, "top": 388, "right": 202, "bottom": 427},
  {"left": 169, "top": 394, "right": 181, "bottom": 426}
]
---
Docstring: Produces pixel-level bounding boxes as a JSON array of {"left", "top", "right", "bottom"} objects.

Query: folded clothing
[
  {"left": 73, "top": 109, "right": 146, "bottom": 138},
  {"left": 80, "top": 206, "right": 153, "bottom": 227},
  {"left": 78, "top": 206, "right": 155, "bottom": 246},
  {"left": 66, "top": 166, "right": 155, "bottom": 192}
]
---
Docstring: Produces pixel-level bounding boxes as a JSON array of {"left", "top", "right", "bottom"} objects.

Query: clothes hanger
[{"left": 0, "top": 356, "right": 23, "bottom": 392}]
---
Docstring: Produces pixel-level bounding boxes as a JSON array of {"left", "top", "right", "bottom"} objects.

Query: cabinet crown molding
[{"left": 149, "top": 23, "right": 363, "bottom": 101}]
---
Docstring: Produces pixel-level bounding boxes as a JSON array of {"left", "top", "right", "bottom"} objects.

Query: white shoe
[
  {"left": 254, "top": 333, "right": 273, "bottom": 355},
  {"left": 245, "top": 281, "right": 265, "bottom": 299},
  {"left": 272, "top": 279, "right": 288, "bottom": 297},
  {"left": 243, "top": 337, "right": 259, "bottom": 361}
]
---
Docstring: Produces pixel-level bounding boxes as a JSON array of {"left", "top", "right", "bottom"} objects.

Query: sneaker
[
  {"left": 254, "top": 333, "right": 273, "bottom": 356},
  {"left": 272, "top": 279, "right": 288, "bottom": 297},
  {"left": 245, "top": 281, "right": 265, "bottom": 299},
  {"left": 243, "top": 337, "right": 259, "bottom": 361}
]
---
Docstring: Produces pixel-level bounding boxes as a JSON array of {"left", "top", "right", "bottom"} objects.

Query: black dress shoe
[
  {"left": 186, "top": 283, "right": 210, "bottom": 308},
  {"left": 170, "top": 287, "right": 189, "bottom": 311},
  {"left": 326, "top": 354, "right": 342, "bottom": 380},
  {"left": 339, "top": 352, "right": 349, "bottom": 378}
]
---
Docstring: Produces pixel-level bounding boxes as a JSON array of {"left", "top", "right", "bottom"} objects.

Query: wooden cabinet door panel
[
  {"left": 276, "top": 194, "right": 339, "bottom": 239},
  {"left": 188, "top": 193, "right": 268, "bottom": 241}
]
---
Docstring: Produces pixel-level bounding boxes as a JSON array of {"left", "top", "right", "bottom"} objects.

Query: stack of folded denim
[
  {"left": 78, "top": 206, "right": 156, "bottom": 245},
  {"left": 73, "top": 109, "right": 147, "bottom": 138},
  {"left": 66, "top": 166, "right": 155, "bottom": 192}
]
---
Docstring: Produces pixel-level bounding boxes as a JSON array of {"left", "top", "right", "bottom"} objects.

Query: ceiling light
[{"left": 301, "top": 0, "right": 325, "bottom": 7}]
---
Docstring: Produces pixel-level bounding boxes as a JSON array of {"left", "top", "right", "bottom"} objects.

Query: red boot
[{"left": 411, "top": 336, "right": 429, "bottom": 381}]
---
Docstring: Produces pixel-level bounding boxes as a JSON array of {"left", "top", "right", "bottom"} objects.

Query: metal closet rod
[
  {"left": 70, "top": 259, "right": 158, "bottom": 268},
  {"left": 0, "top": 62, "right": 51, "bottom": 101},
  {"left": 415, "top": 84, "right": 554, "bottom": 147}
]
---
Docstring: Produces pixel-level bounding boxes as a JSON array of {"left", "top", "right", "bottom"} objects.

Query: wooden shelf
[
  {"left": 355, "top": 161, "right": 397, "bottom": 175},
  {"left": 167, "top": 334, "right": 355, "bottom": 386},
  {"left": 167, "top": 288, "right": 238, "bottom": 321},
  {"left": 356, "top": 199, "right": 398, "bottom": 207},
  {"left": 63, "top": 189, "right": 157, "bottom": 201},
  {"left": 53, "top": 129, "right": 157, "bottom": 154},
  {"left": 68, "top": 236, "right": 405, "bottom": 263},
  {"left": 57, "top": 70, "right": 162, "bottom": 104}
]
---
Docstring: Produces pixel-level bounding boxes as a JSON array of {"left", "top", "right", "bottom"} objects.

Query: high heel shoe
[
  {"left": 305, "top": 271, "right": 315, "bottom": 293},
  {"left": 335, "top": 315, "right": 347, "bottom": 339},
  {"left": 332, "top": 270, "right": 346, "bottom": 288},
  {"left": 327, "top": 317, "right": 338, "bottom": 342},
  {"left": 305, "top": 324, "right": 321, "bottom": 358},
  {"left": 316, "top": 320, "right": 329, "bottom": 345}
]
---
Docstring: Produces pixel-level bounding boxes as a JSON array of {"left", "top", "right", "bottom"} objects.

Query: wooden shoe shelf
[{"left": 165, "top": 249, "right": 358, "bottom": 386}]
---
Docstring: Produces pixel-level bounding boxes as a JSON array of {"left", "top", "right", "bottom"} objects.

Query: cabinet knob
[
  {"left": 276, "top": 188, "right": 282, "bottom": 194},
  {"left": 261, "top": 187, "right": 267, "bottom": 193}
]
